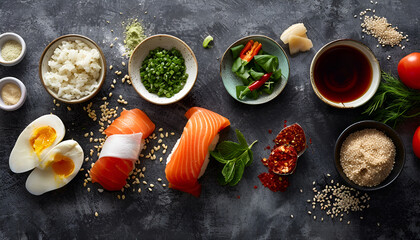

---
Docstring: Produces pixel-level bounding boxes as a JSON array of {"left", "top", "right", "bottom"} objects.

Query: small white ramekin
[
  {"left": 0, "top": 32, "right": 27, "bottom": 66},
  {"left": 0, "top": 77, "right": 27, "bottom": 111}
]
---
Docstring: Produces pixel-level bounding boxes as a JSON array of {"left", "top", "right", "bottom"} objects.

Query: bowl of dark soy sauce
[{"left": 310, "top": 39, "right": 380, "bottom": 108}]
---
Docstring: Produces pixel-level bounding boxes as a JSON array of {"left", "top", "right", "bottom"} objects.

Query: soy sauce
[{"left": 313, "top": 45, "right": 372, "bottom": 103}]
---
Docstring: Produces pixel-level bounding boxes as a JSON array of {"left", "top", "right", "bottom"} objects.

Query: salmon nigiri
[
  {"left": 90, "top": 109, "right": 155, "bottom": 191},
  {"left": 104, "top": 109, "right": 155, "bottom": 138},
  {"left": 165, "top": 107, "right": 230, "bottom": 197}
]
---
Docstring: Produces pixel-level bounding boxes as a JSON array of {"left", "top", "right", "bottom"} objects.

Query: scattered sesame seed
[
  {"left": 95, "top": 212, "right": 98, "bottom": 217},
  {"left": 157, "top": 178, "right": 162, "bottom": 182},
  {"left": 290, "top": 215, "right": 294, "bottom": 218},
  {"left": 148, "top": 188, "right": 152, "bottom": 192},
  {"left": 162, "top": 184, "right": 166, "bottom": 187}
]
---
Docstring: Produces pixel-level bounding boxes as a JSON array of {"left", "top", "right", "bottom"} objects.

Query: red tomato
[
  {"left": 398, "top": 52, "right": 420, "bottom": 89},
  {"left": 412, "top": 126, "right": 420, "bottom": 158}
]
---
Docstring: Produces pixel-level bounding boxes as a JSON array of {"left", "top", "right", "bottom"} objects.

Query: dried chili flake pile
[{"left": 259, "top": 123, "right": 306, "bottom": 192}]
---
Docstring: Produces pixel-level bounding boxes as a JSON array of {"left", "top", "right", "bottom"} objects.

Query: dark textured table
[{"left": 1, "top": 0, "right": 419, "bottom": 239}]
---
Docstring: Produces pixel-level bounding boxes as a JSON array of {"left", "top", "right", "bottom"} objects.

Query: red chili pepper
[
  {"left": 258, "top": 172, "right": 289, "bottom": 192},
  {"left": 267, "top": 145, "right": 298, "bottom": 175},
  {"left": 239, "top": 40, "right": 262, "bottom": 62},
  {"left": 249, "top": 72, "right": 273, "bottom": 91}
]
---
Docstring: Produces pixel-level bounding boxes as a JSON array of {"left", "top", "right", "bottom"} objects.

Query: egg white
[
  {"left": 25, "top": 140, "right": 83, "bottom": 195},
  {"left": 9, "top": 114, "right": 65, "bottom": 173}
]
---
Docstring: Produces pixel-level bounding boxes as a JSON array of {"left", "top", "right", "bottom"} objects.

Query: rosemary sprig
[{"left": 363, "top": 71, "right": 420, "bottom": 128}]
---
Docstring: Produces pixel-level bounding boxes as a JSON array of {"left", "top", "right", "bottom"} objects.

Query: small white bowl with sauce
[
  {"left": 0, "top": 77, "right": 27, "bottom": 111},
  {"left": 310, "top": 39, "right": 381, "bottom": 108},
  {"left": 0, "top": 32, "right": 27, "bottom": 66}
]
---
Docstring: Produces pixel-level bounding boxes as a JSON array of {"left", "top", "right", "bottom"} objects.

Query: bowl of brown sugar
[{"left": 334, "top": 120, "right": 405, "bottom": 191}]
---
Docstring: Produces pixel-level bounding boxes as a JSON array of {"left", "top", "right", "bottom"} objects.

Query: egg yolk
[
  {"left": 51, "top": 154, "right": 75, "bottom": 177},
  {"left": 30, "top": 126, "right": 57, "bottom": 156}
]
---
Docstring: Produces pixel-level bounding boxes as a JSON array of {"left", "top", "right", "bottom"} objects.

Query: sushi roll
[
  {"left": 90, "top": 109, "right": 155, "bottom": 191},
  {"left": 165, "top": 107, "right": 230, "bottom": 197}
]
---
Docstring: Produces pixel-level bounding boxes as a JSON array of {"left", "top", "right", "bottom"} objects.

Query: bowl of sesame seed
[{"left": 334, "top": 120, "right": 405, "bottom": 191}]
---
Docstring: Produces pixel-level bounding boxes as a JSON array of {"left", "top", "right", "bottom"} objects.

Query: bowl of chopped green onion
[{"left": 129, "top": 34, "right": 198, "bottom": 105}]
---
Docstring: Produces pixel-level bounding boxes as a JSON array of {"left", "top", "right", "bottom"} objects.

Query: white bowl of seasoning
[
  {"left": 0, "top": 32, "right": 26, "bottom": 66},
  {"left": 310, "top": 39, "right": 380, "bottom": 108},
  {"left": 0, "top": 77, "right": 27, "bottom": 111}
]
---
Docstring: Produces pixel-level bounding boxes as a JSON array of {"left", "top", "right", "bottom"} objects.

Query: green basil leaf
[
  {"left": 236, "top": 129, "right": 248, "bottom": 148},
  {"left": 229, "top": 159, "right": 245, "bottom": 186},
  {"left": 222, "top": 161, "right": 236, "bottom": 182},
  {"left": 245, "top": 149, "right": 253, "bottom": 167},
  {"left": 235, "top": 69, "right": 251, "bottom": 85},
  {"left": 254, "top": 55, "right": 279, "bottom": 73},
  {"left": 217, "top": 141, "right": 247, "bottom": 159},
  {"left": 232, "top": 57, "right": 243, "bottom": 73},
  {"left": 254, "top": 62, "right": 265, "bottom": 73},
  {"left": 217, "top": 173, "right": 228, "bottom": 185},
  {"left": 231, "top": 44, "right": 245, "bottom": 59},
  {"left": 249, "top": 68, "right": 264, "bottom": 81},
  {"left": 210, "top": 151, "right": 228, "bottom": 164},
  {"left": 272, "top": 68, "right": 282, "bottom": 80}
]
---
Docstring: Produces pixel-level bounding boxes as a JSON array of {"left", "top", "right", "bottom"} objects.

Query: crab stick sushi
[
  {"left": 165, "top": 107, "right": 230, "bottom": 197},
  {"left": 90, "top": 109, "right": 155, "bottom": 191}
]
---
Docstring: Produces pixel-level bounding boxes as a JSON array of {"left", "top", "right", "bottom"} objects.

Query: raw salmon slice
[
  {"left": 165, "top": 107, "right": 230, "bottom": 197},
  {"left": 90, "top": 157, "right": 134, "bottom": 191},
  {"left": 104, "top": 109, "right": 155, "bottom": 138},
  {"left": 90, "top": 109, "right": 154, "bottom": 191}
]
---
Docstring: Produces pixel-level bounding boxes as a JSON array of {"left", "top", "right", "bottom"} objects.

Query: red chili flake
[
  {"left": 237, "top": 195, "right": 241, "bottom": 199},
  {"left": 267, "top": 145, "right": 298, "bottom": 175},
  {"left": 254, "top": 185, "right": 258, "bottom": 189},
  {"left": 258, "top": 172, "right": 289, "bottom": 192},
  {"left": 274, "top": 123, "right": 306, "bottom": 155},
  {"left": 283, "top": 120, "right": 287, "bottom": 128},
  {"left": 265, "top": 145, "right": 271, "bottom": 150},
  {"left": 309, "top": 138, "right": 312, "bottom": 144},
  {"left": 261, "top": 158, "right": 269, "bottom": 167},
  {"left": 268, "top": 129, "right": 273, "bottom": 134}
]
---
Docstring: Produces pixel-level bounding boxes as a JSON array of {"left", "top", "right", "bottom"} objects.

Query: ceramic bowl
[
  {"left": 0, "top": 32, "right": 27, "bottom": 66},
  {"left": 0, "top": 77, "right": 27, "bottom": 111},
  {"left": 128, "top": 34, "right": 198, "bottom": 105},
  {"left": 39, "top": 34, "right": 106, "bottom": 104},
  {"left": 220, "top": 35, "right": 289, "bottom": 105},
  {"left": 334, "top": 120, "right": 405, "bottom": 191},
  {"left": 310, "top": 39, "right": 380, "bottom": 108}
]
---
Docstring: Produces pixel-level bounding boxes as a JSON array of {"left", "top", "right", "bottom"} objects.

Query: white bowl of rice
[{"left": 39, "top": 34, "right": 106, "bottom": 104}]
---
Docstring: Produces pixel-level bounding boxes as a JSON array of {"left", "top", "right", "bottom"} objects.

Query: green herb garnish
[
  {"left": 202, "top": 35, "right": 214, "bottom": 48},
  {"left": 140, "top": 47, "right": 188, "bottom": 98},
  {"left": 363, "top": 71, "right": 420, "bottom": 127},
  {"left": 210, "top": 129, "right": 257, "bottom": 186}
]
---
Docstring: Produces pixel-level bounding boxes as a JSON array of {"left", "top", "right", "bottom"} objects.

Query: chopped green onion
[
  {"left": 140, "top": 47, "right": 188, "bottom": 98},
  {"left": 202, "top": 35, "right": 214, "bottom": 48}
]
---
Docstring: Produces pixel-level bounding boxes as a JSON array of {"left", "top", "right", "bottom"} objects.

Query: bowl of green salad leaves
[
  {"left": 220, "top": 35, "right": 290, "bottom": 104},
  {"left": 129, "top": 34, "right": 198, "bottom": 105}
]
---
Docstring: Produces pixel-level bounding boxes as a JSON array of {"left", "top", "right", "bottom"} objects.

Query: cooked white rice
[{"left": 44, "top": 40, "right": 102, "bottom": 100}]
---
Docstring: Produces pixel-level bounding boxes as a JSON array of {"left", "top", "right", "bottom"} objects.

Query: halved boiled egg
[
  {"left": 9, "top": 114, "right": 65, "bottom": 173},
  {"left": 26, "top": 140, "right": 83, "bottom": 195}
]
